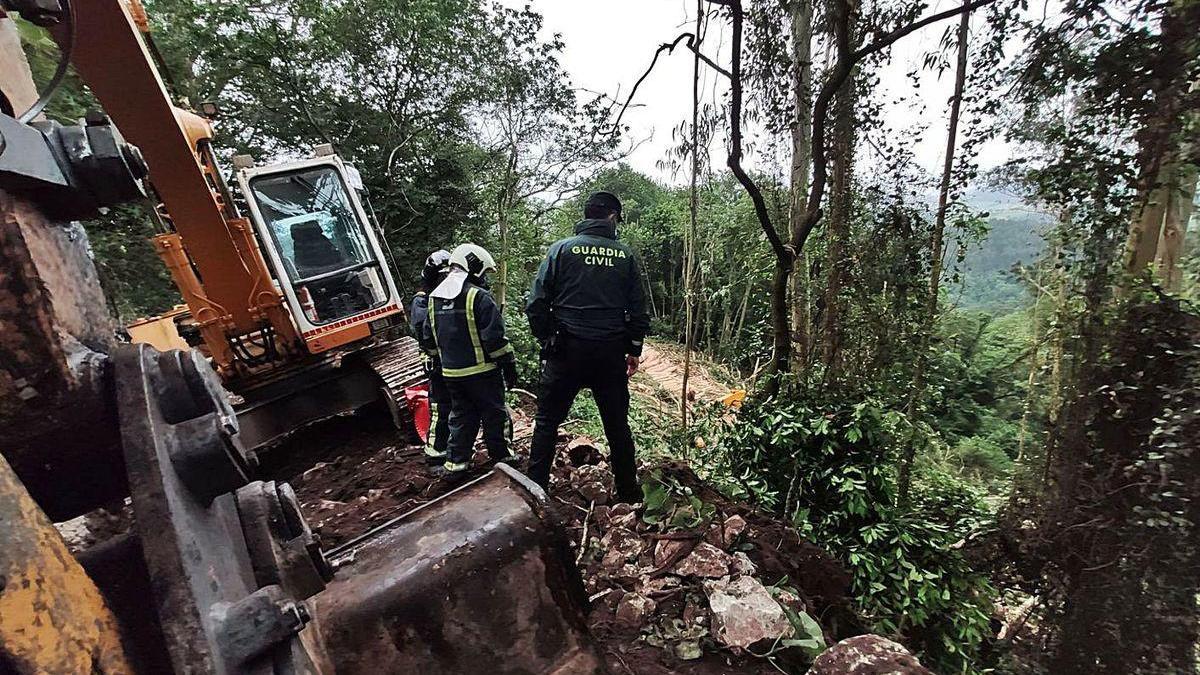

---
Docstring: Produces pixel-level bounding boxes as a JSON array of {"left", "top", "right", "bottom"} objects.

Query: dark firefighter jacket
[
  {"left": 410, "top": 292, "right": 429, "bottom": 337},
  {"left": 421, "top": 282, "right": 513, "bottom": 378},
  {"left": 410, "top": 292, "right": 437, "bottom": 359},
  {"left": 526, "top": 219, "right": 650, "bottom": 356}
]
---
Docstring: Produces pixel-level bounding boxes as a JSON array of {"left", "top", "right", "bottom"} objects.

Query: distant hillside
[{"left": 947, "top": 189, "right": 1053, "bottom": 312}]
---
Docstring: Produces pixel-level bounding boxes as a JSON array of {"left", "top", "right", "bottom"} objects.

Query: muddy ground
[{"left": 263, "top": 397, "right": 859, "bottom": 674}]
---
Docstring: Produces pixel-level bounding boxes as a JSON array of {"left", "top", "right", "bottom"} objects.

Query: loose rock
[
  {"left": 807, "top": 635, "right": 934, "bottom": 675},
  {"left": 723, "top": 514, "right": 748, "bottom": 542},
  {"left": 578, "top": 481, "right": 609, "bottom": 506},
  {"left": 567, "top": 436, "right": 602, "bottom": 466},
  {"left": 610, "top": 511, "right": 638, "bottom": 531},
  {"left": 653, "top": 539, "right": 690, "bottom": 566},
  {"left": 730, "top": 551, "right": 756, "bottom": 577},
  {"left": 704, "top": 576, "right": 794, "bottom": 648},
  {"left": 615, "top": 592, "right": 656, "bottom": 629},
  {"left": 599, "top": 527, "right": 644, "bottom": 569},
  {"left": 301, "top": 462, "right": 330, "bottom": 484},
  {"left": 316, "top": 499, "right": 345, "bottom": 511},
  {"left": 675, "top": 542, "right": 733, "bottom": 578},
  {"left": 774, "top": 586, "right": 808, "bottom": 616}
]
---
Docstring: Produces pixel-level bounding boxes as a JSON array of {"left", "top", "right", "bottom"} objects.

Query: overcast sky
[{"left": 499, "top": 0, "right": 1014, "bottom": 187}]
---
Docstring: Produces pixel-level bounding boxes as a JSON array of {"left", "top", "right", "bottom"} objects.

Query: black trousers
[
  {"left": 426, "top": 367, "right": 451, "bottom": 455},
  {"left": 445, "top": 369, "right": 511, "bottom": 464},
  {"left": 528, "top": 336, "right": 638, "bottom": 499}
]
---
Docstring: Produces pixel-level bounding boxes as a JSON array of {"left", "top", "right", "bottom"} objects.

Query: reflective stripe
[
  {"left": 465, "top": 286, "right": 486, "bottom": 366},
  {"left": 489, "top": 345, "right": 513, "bottom": 359},
  {"left": 442, "top": 362, "right": 498, "bottom": 378},
  {"left": 444, "top": 460, "right": 470, "bottom": 472},
  {"left": 504, "top": 406, "right": 513, "bottom": 444},
  {"left": 428, "top": 297, "right": 439, "bottom": 351},
  {"left": 426, "top": 401, "right": 443, "bottom": 454}
]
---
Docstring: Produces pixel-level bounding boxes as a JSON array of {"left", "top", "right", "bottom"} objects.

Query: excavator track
[{"left": 363, "top": 335, "right": 428, "bottom": 435}]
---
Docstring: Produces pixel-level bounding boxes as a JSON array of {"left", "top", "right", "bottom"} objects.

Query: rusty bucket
[{"left": 311, "top": 465, "right": 606, "bottom": 674}]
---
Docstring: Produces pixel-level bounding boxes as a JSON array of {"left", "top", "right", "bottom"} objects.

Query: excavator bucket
[
  {"left": 100, "top": 343, "right": 603, "bottom": 674},
  {"left": 312, "top": 464, "right": 605, "bottom": 674}
]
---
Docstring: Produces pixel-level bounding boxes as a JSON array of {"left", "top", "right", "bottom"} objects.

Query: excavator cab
[{"left": 238, "top": 155, "right": 403, "bottom": 354}]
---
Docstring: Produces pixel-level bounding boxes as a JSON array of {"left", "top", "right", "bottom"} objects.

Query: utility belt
[{"left": 541, "top": 331, "right": 626, "bottom": 361}]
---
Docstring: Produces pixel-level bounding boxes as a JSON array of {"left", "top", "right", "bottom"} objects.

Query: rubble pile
[
  {"left": 546, "top": 436, "right": 870, "bottom": 673},
  {"left": 280, "top": 412, "right": 936, "bottom": 673}
]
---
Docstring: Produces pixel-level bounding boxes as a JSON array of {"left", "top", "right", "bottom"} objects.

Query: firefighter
[
  {"left": 410, "top": 249, "right": 452, "bottom": 464},
  {"left": 525, "top": 191, "right": 649, "bottom": 504},
  {"left": 423, "top": 243, "right": 517, "bottom": 474}
]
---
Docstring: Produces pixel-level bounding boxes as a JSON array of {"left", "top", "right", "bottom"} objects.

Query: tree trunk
[
  {"left": 819, "top": 74, "right": 855, "bottom": 374},
  {"left": 1156, "top": 159, "right": 1197, "bottom": 291},
  {"left": 788, "top": 0, "right": 814, "bottom": 374},
  {"left": 495, "top": 143, "right": 518, "bottom": 309},
  {"left": 1122, "top": 7, "right": 1200, "bottom": 280},
  {"left": 681, "top": 0, "right": 703, "bottom": 426},
  {"left": 898, "top": 7, "right": 970, "bottom": 503},
  {"left": 927, "top": 7, "right": 970, "bottom": 319},
  {"left": 724, "top": 0, "right": 793, "bottom": 397},
  {"left": 1125, "top": 160, "right": 1173, "bottom": 278},
  {"left": 497, "top": 206, "right": 509, "bottom": 307}
]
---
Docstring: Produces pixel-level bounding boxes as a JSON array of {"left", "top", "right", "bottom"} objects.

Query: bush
[
  {"left": 502, "top": 304, "right": 541, "bottom": 388},
  {"left": 687, "top": 389, "right": 997, "bottom": 673},
  {"left": 950, "top": 436, "right": 1013, "bottom": 480}
]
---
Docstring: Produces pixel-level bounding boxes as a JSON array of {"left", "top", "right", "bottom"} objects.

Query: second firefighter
[{"left": 421, "top": 243, "right": 517, "bottom": 473}]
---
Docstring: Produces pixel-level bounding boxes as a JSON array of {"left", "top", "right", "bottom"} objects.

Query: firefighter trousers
[
  {"left": 445, "top": 369, "right": 512, "bottom": 464},
  {"left": 425, "top": 367, "right": 451, "bottom": 459}
]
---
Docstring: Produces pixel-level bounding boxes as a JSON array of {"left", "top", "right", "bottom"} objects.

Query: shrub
[{"left": 687, "top": 389, "right": 997, "bottom": 673}]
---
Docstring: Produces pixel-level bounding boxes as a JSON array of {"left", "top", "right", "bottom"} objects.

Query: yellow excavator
[
  {"left": 0, "top": 1, "right": 603, "bottom": 673},
  {"left": 66, "top": 0, "right": 426, "bottom": 450}
]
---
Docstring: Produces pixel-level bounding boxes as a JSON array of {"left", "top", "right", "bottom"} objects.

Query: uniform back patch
[{"left": 570, "top": 244, "right": 627, "bottom": 267}]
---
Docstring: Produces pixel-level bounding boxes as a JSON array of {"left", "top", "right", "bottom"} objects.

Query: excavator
[
  {"left": 0, "top": 0, "right": 603, "bottom": 673},
  {"left": 62, "top": 0, "right": 426, "bottom": 450}
]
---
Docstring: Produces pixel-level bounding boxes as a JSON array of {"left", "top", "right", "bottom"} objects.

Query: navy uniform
[
  {"left": 422, "top": 244, "right": 517, "bottom": 473},
  {"left": 410, "top": 250, "right": 451, "bottom": 463},
  {"left": 525, "top": 192, "right": 649, "bottom": 502}
]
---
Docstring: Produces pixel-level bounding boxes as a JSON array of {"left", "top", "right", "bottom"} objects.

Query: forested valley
[{"left": 18, "top": 0, "right": 1199, "bottom": 672}]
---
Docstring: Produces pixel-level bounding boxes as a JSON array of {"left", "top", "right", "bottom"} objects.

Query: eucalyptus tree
[{"left": 470, "top": 5, "right": 626, "bottom": 307}]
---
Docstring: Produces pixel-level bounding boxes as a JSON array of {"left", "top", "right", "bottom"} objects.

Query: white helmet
[{"left": 449, "top": 243, "right": 497, "bottom": 278}]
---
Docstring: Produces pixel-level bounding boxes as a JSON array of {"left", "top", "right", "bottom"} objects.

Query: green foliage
[
  {"left": 639, "top": 468, "right": 717, "bottom": 529},
  {"left": 88, "top": 206, "right": 182, "bottom": 322},
  {"left": 17, "top": 22, "right": 181, "bottom": 320},
  {"left": 687, "top": 391, "right": 997, "bottom": 673}
]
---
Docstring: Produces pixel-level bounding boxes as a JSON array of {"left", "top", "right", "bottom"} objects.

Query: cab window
[{"left": 248, "top": 166, "right": 389, "bottom": 325}]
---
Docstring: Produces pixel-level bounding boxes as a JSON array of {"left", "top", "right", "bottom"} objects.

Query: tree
[
  {"left": 705, "top": 0, "right": 996, "bottom": 393},
  {"left": 788, "top": 0, "right": 814, "bottom": 371},
  {"left": 898, "top": 6, "right": 973, "bottom": 502},
  {"left": 472, "top": 6, "right": 625, "bottom": 306}
]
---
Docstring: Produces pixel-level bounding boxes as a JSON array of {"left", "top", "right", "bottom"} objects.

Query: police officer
[
  {"left": 422, "top": 243, "right": 518, "bottom": 474},
  {"left": 410, "top": 249, "right": 451, "bottom": 464},
  {"left": 525, "top": 191, "right": 649, "bottom": 503}
]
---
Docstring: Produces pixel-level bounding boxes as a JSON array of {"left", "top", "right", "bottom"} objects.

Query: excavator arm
[{"left": 60, "top": 0, "right": 301, "bottom": 376}]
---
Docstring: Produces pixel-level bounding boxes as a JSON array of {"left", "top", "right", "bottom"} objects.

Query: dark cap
[{"left": 584, "top": 191, "right": 622, "bottom": 216}]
